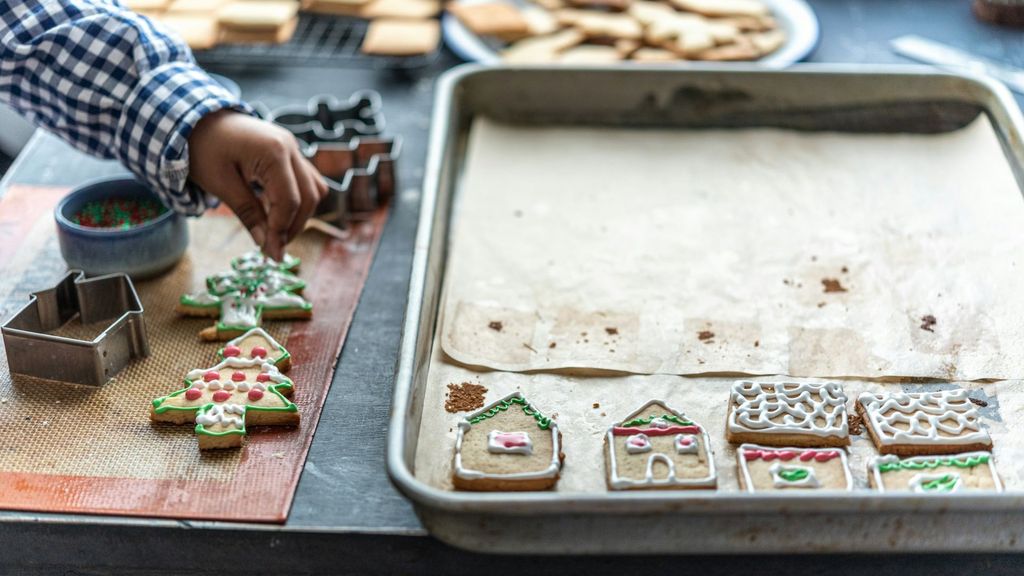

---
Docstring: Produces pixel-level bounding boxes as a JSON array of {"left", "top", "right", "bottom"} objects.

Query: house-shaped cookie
[
  {"left": 452, "top": 392, "right": 563, "bottom": 491},
  {"left": 737, "top": 444, "right": 853, "bottom": 493},
  {"left": 857, "top": 389, "right": 992, "bottom": 456},
  {"left": 868, "top": 452, "right": 1002, "bottom": 493},
  {"left": 604, "top": 400, "right": 717, "bottom": 490},
  {"left": 726, "top": 381, "right": 849, "bottom": 448}
]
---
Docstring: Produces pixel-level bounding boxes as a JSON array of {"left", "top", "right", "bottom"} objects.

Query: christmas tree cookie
[
  {"left": 218, "top": 327, "right": 291, "bottom": 372},
  {"left": 604, "top": 400, "right": 717, "bottom": 490},
  {"left": 231, "top": 249, "right": 301, "bottom": 274},
  {"left": 452, "top": 392, "right": 564, "bottom": 491},
  {"left": 737, "top": 444, "right": 852, "bottom": 492},
  {"left": 177, "top": 251, "right": 312, "bottom": 341},
  {"left": 150, "top": 357, "right": 299, "bottom": 449},
  {"left": 857, "top": 389, "right": 992, "bottom": 456},
  {"left": 726, "top": 381, "right": 850, "bottom": 448},
  {"left": 868, "top": 452, "right": 1002, "bottom": 493}
]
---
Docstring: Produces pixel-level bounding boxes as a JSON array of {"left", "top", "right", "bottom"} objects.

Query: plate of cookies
[{"left": 442, "top": 0, "right": 817, "bottom": 65}]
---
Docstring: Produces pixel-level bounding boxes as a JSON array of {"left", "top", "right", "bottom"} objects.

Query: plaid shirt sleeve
[{"left": 0, "top": 0, "right": 249, "bottom": 215}]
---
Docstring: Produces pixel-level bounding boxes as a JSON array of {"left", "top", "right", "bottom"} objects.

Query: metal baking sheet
[{"left": 387, "top": 64, "right": 1024, "bottom": 554}]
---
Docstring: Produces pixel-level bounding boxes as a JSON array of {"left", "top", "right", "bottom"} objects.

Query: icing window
[
  {"left": 625, "top": 433, "right": 652, "bottom": 454},
  {"left": 674, "top": 433, "right": 699, "bottom": 454},
  {"left": 487, "top": 430, "right": 533, "bottom": 455},
  {"left": 909, "top": 472, "right": 962, "bottom": 493},
  {"left": 769, "top": 463, "right": 820, "bottom": 488}
]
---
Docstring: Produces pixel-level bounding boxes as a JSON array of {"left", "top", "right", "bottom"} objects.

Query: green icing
[
  {"left": 777, "top": 467, "right": 811, "bottom": 483},
  {"left": 919, "top": 474, "right": 960, "bottom": 492},
  {"left": 619, "top": 413, "right": 693, "bottom": 428},
  {"left": 878, "top": 454, "right": 990, "bottom": 473},
  {"left": 469, "top": 396, "right": 552, "bottom": 430}
]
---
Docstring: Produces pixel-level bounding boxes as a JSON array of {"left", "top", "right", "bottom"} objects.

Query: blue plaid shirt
[{"left": 0, "top": 0, "right": 246, "bottom": 215}]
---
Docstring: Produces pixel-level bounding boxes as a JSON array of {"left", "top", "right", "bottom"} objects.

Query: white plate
[{"left": 442, "top": 0, "right": 819, "bottom": 68}]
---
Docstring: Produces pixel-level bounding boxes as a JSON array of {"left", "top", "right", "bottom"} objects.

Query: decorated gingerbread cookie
[
  {"left": 857, "top": 389, "right": 992, "bottom": 456},
  {"left": 737, "top": 444, "right": 852, "bottom": 492},
  {"left": 726, "top": 381, "right": 849, "bottom": 447},
  {"left": 218, "top": 327, "right": 291, "bottom": 372},
  {"left": 452, "top": 392, "right": 563, "bottom": 491},
  {"left": 604, "top": 400, "right": 717, "bottom": 490},
  {"left": 177, "top": 252, "right": 313, "bottom": 341},
  {"left": 150, "top": 357, "right": 299, "bottom": 449},
  {"left": 231, "top": 249, "right": 301, "bottom": 274},
  {"left": 868, "top": 452, "right": 1002, "bottom": 493}
]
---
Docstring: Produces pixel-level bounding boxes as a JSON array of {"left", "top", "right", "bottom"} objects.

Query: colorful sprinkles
[{"left": 71, "top": 198, "right": 168, "bottom": 229}]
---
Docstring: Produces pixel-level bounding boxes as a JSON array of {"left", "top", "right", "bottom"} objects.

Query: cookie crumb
[
  {"left": 698, "top": 330, "right": 715, "bottom": 342},
  {"left": 920, "top": 315, "right": 937, "bottom": 333},
  {"left": 817, "top": 301, "right": 826, "bottom": 308},
  {"left": 841, "top": 266, "right": 849, "bottom": 274},
  {"left": 753, "top": 340, "right": 760, "bottom": 347},
  {"left": 488, "top": 321, "right": 503, "bottom": 332},
  {"left": 273, "top": 452, "right": 286, "bottom": 459},
  {"left": 970, "top": 397, "right": 989, "bottom": 408},
  {"left": 592, "top": 402, "right": 600, "bottom": 409},
  {"left": 847, "top": 413, "right": 864, "bottom": 436},
  {"left": 821, "top": 278, "right": 847, "bottom": 293},
  {"left": 811, "top": 255, "right": 818, "bottom": 262},
  {"left": 548, "top": 342, "right": 557, "bottom": 349},
  {"left": 605, "top": 327, "right": 618, "bottom": 335},
  {"left": 600, "top": 412, "right": 606, "bottom": 417},
  {"left": 523, "top": 342, "right": 538, "bottom": 353},
  {"left": 445, "top": 382, "right": 488, "bottom": 413}
]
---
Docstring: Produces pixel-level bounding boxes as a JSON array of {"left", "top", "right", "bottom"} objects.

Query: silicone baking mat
[{"left": 0, "top": 185, "right": 387, "bottom": 523}]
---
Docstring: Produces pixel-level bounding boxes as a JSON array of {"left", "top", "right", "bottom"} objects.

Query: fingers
[
  {"left": 286, "top": 149, "right": 325, "bottom": 241},
  {"left": 260, "top": 140, "right": 302, "bottom": 262},
  {"left": 217, "top": 168, "right": 269, "bottom": 250}
]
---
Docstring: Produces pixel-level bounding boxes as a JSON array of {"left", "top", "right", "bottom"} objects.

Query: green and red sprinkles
[{"left": 72, "top": 198, "right": 168, "bottom": 229}]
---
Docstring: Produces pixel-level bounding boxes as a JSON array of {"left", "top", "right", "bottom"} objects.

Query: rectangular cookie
[
  {"left": 857, "top": 389, "right": 992, "bottom": 456},
  {"left": 868, "top": 452, "right": 1003, "bottom": 493},
  {"left": 361, "top": 19, "right": 440, "bottom": 56},
  {"left": 737, "top": 444, "right": 852, "bottom": 492},
  {"left": 726, "top": 381, "right": 850, "bottom": 447}
]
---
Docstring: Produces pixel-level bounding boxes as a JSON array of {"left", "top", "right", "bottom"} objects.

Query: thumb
[{"left": 215, "top": 171, "right": 269, "bottom": 249}]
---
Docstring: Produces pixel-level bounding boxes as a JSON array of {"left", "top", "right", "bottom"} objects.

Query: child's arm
[{"left": 0, "top": 1, "right": 325, "bottom": 259}]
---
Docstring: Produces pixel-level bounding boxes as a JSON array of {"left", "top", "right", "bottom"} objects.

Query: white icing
[
  {"left": 857, "top": 390, "right": 991, "bottom": 447},
  {"left": 605, "top": 399, "right": 717, "bottom": 490},
  {"left": 182, "top": 358, "right": 290, "bottom": 391},
  {"left": 868, "top": 451, "right": 1003, "bottom": 493},
  {"left": 195, "top": 403, "right": 246, "bottom": 428},
  {"left": 183, "top": 291, "right": 219, "bottom": 306},
  {"left": 237, "top": 381, "right": 251, "bottom": 392},
  {"left": 191, "top": 382, "right": 204, "bottom": 390},
  {"left": 220, "top": 296, "right": 260, "bottom": 328},
  {"left": 736, "top": 444, "right": 853, "bottom": 493},
  {"left": 728, "top": 381, "right": 849, "bottom": 439},
  {"left": 625, "top": 433, "right": 652, "bottom": 454},
  {"left": 185, "top": 369, "right": 206, "bottom": 380},
  {"left": 909, "top": 472, "right": 962, "bottom": 493},
  {"left": 222, "top": 381, "right": 235, "bottom": 391},
  {"left": 674, "top": 433, "right": 699, "bottom": 455},
  {"left": 206, "top": 380, "right": 221, "bottom": 391},
  {"left": 486, "top": 431, "right": 533, "bottom": 455},
  {"left": 453, "top": 392, "right": 562, "bottom": 483},
  {"left": 226, "top": 327, "right": 284, "bottom": 357},
  {"left": 769, "top": 462, "right": 820, "bottom": 488},
  {"left": 256, "top": 289, "right": 308, "bottom": 308},
  {"left": 232, "top": 250, "right": 298, "bottom": 272}
]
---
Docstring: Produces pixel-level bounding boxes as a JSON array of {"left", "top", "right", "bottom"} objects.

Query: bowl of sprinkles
[{"left": 55, "top": 177, "right": 189, "bottom": 279}]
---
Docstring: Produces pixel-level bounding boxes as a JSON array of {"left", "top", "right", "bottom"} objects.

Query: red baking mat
[{"left": 0, "top": 185, "right": 387, "bottom": 523}]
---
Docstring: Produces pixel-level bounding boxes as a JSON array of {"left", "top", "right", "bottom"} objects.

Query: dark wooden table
[{"left": 2, "top": 1, "right": 1024, "bottom": 573}]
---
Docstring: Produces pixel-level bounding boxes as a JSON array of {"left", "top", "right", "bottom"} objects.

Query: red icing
[
  {"left": 745, "top": 448, "right": 842, "bottom": 463},
  {"left": 203, "top": 371, "right": 219, "bottom": 382},
  {"left": 611, "top": 425, "right": 701, "bottom": 437},
  {"left": 251, "top": 346, "right": 268, "bottom": 358},
  {"left": 678, "top": 436, "right": 694, "bottom": 446},
  {"left": 231, "top": 371, "right": 246, "bottom": 382},
  {"left": 248, "top": 389, "right": 264, "bottom": 401},
  {"left": 256, "top": 373, "right": 271, "bottom": 382},
  {"left": 223, "top": 345, "right": 241, "bottom": 357},
  {"left": 212, "top": 391, "right": 231, "bottom": 402},
  {"left": 185, "top": 388, "right": 203, "bottom": 401}
]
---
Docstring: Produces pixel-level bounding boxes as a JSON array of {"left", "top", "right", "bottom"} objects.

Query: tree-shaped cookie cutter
[{"left": 1, "top": 270, "right": 149, "bottom": 386}]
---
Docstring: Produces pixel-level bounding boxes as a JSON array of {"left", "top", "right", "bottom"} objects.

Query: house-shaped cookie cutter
[
  {"left": 253, "top": 90, "right": 400, "bottom": 227},
  {"left": 1, "top": 270, "right": 149, "bottom": 386}
]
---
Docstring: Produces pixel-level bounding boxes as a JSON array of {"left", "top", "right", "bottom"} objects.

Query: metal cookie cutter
[
  {"left": 1, "top": 271, "right": 149, "bottom": 386},
  {"left": 310, "top": 136, "right": 403, "bottom": 223},
  {"left": 267, "top": 91, "right": 385, "bottom": 147}
]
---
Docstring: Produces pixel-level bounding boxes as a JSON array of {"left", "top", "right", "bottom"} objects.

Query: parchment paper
[{"left": 440, "top": 117, "right": 1024, "bottom": 380}]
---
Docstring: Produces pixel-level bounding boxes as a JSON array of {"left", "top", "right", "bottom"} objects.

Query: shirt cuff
[{"left": 114, "top": 61, "right": 251, "bottom": 216}]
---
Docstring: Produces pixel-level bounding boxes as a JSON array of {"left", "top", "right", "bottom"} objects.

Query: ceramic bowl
[{"left": 54, "top": 177, "right": 188, "bottom": 279}]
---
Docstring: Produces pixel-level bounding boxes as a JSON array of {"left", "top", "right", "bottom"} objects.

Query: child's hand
[{"left": 188, "top": 110, "right": 328, "bottom": 261}]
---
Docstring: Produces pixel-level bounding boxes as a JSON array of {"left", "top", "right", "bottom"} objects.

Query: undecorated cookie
[
  {"left": 572, "top": 11, "right": 643, "bottom": 41},
  {"left": 604, "top": 400, "right": 717, "bottom": 490},
  {"left": 726, "top": 381, "right": 850, "bottom": 448},
  {"left": 630, "top": 47, "right": 678, "bottom": 61},
  {"left": 158, "top": 14, "right": 220, "bottom": 50},
  {"left": 449, "top": 2, "right": 531, "bottom": 40},
  {"left": 452, "top": 392, "right": 563, "bottom": 491},
  {"left": 361, "top": 19, "right": 440, "bottom": 55},
  {"left": 502, "top": 28, "right": 584, "bottom": 62},
  {"left": 558, "top": 44, "right": 623, "bottom": 63},
  {"left": 669, "top": 0, "right": 769, "bottom": 17},
  {"left": 737, "top": 444, "right": 853, "bottom": 492},
  {"left": 361, "top": 0, "right": 441, "bottom": 19},
  {"left": 857, "top": 389, "right": 992, "bottom": 456},
  {"left": 219, "top": 0, "right": 298, "bottom": 29},
  {"left": 868, "top": 452, "right": 1003, "bottom": 493}
]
